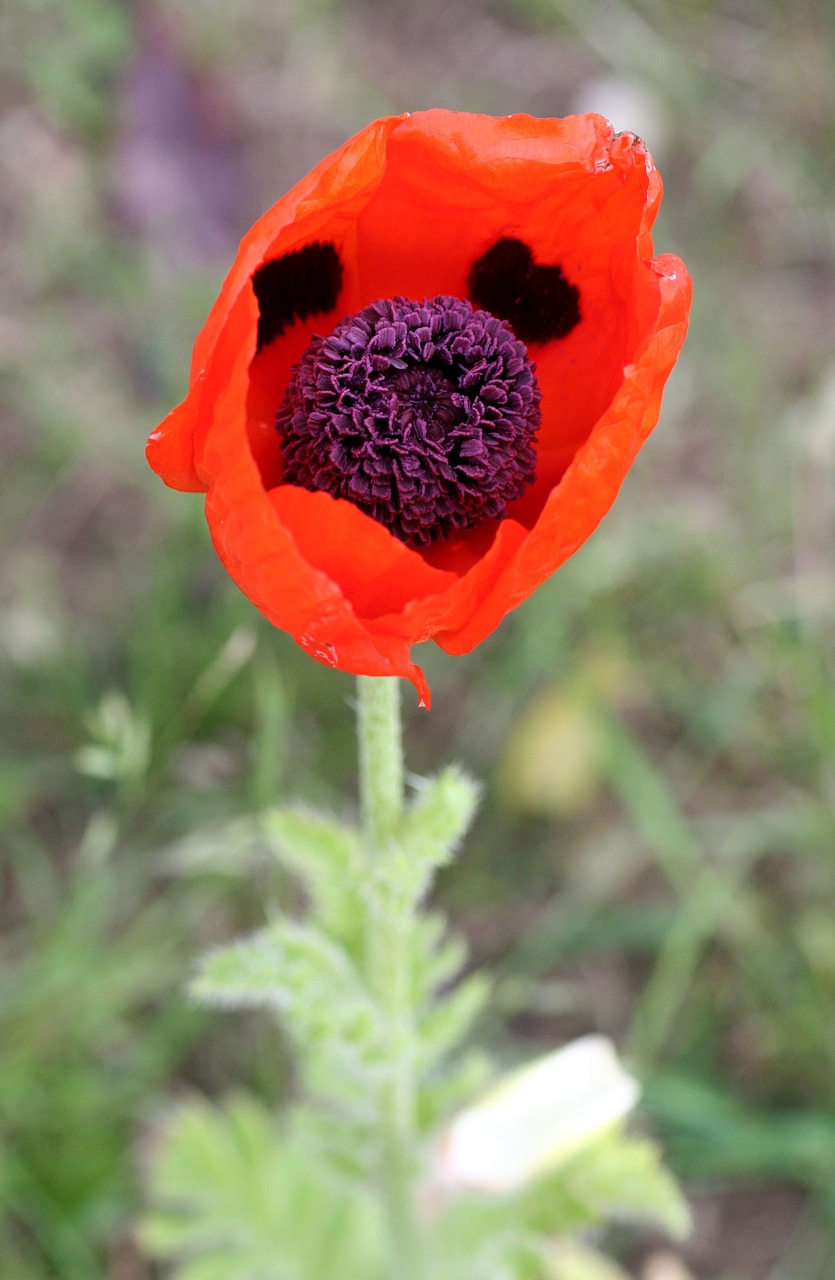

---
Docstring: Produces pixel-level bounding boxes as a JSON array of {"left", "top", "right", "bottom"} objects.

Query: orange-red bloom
[{"left": 147, "top": 110, "right": 691, "bottom": 707}]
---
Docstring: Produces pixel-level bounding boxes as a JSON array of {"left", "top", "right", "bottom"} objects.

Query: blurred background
[{"left": 2, "top": 0, "right": 835, "bottom": 1276}]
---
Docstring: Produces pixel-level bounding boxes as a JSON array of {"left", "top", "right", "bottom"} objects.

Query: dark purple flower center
[{"left": 275, "top": 295, "right": 541, "bottom": 547}]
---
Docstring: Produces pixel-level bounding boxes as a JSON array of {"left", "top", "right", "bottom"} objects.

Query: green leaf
[
  {"left": 262, "top": 807, "right": 364, "bottom": 950},
  {"left": 418, "top": 1050, "right": 493, "bottom": 1132},
  {"left": 520, "top": 1130, "right": 691, "bottom": 1241},
  {"left": 429, "top": 1129, "right": 687, "bottom": 1279},
  {"left": 161, "top": 816, "right": 271, "bottom": 877},
  {"left": 376, "top": 769, "right": 480, "bottom": 914},
  {"left": 431, "top": 1194, "right": 536, "bottom": 1280},
  {"left": 410, "top": 916, "right": 470, "bottom": 1006},
  {"left": 140, "top": 1094, "right": 384, "bottom": 1280},
  {"left": 75, "top": 691, "right": 151, "bottom": 785},
  {"left": 190, "top": 922, "right": 383, "bottom": 1105},
  {"left": 416, "top": 972, "right": 491, "bottom": 1074},
  {"left": 401, "top": 768, "right": 480, "bottom": 891}
]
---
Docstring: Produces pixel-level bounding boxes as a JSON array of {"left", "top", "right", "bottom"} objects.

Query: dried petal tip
[{"left": 276, "top": 295, "right": 542, "bottom": 547}]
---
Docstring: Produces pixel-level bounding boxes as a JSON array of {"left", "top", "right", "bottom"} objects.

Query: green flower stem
[
  {"left": 356, "top": 676, "right": 422, "bottom": 1280},
  {"left": 357, "top": 675, "right": 404, "bottom": 849}
]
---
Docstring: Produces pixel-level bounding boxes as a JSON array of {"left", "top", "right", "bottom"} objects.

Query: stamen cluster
[{"left": 276, "top": 295, "right": 541, "bottom": 547}]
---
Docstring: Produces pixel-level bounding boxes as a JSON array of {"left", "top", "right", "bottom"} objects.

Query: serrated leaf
[
  {"left": 416, "top": 972, "right": 491, "bottom": 1074},
  {"left": 161, "top": 816, "right": 271, "bottom": 877},
  {"left": 411, "top": 915, "right": 470, "bottom": 1006},
  {"left": 361, "top": 771, "right": 480, "bottom": 925},
  {"left": 190, "top": 921, "right": 383, "bottom": 1103},
  {"left": 392, "top": 768, "right": 480, "bottom": 905},
  {"left": 521, "top": 1131, "right": 691, "bottom": 1241},
  {"left": 431, "top": 1194, "right": 538, "bottom": 1280},
  {"left": 140, "top": 1094, "right": 383, "bottom": 1280},
  {"left": 418, "top": 1050, "right": 493, "bottom": 1133},
  {"left": 291, "top": 1105, "right": 379, "bottom": 1183},
  {"left": 262, "top": 807, "right": 364, "bottom": 949},
  {"left": 429, "top": 1129, "right": 687, "bottom": 1278}
]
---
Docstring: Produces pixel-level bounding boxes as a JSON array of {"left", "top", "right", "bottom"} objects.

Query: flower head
[
  {"left": 147, "top": 110, "right": 691, "bottom": 706},
  {"left": 436, "top": 1035, "right": 640, "bottom": 1194}
]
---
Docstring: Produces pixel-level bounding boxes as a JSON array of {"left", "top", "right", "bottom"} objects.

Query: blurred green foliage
[{"left": 2, "top": 0, "right": 835, "bottom": 1276}]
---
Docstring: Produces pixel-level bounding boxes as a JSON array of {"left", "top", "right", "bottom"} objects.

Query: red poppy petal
[
  {"left": 173, "top": 284, "right": 432, "bottom": 703},
  {"left": 147, "top": 114, "right": 406, "bottom": 494},
  {"left": 192, "top": 113, "right": 402, "bottom": 375},
  {"left": 146, "top": 284, "right": 256, "bottom": 491},
  {"left": 269, "top": 487, "right": 457, "bottom": 617},
  {"left": 207, "top": 443, "right": 433, "bottom": 705},
  {"left": 354, "top": 112, "right": 618, "bottom": 306},
  {"left": 433, "top": 251, "right": 692, "bottom": 654}
]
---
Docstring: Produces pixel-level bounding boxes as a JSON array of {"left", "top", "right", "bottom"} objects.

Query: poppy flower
[{"left": 147, "top": 110, "right": 691, "bottom": 707}]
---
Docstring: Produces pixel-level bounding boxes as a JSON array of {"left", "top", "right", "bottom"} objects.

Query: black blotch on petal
[
  {"left": 467, "top": 237, "right": 580, "bottom": 345},
  {"left": 253, "top": 241, "right": 343, "bottom": 350}
]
